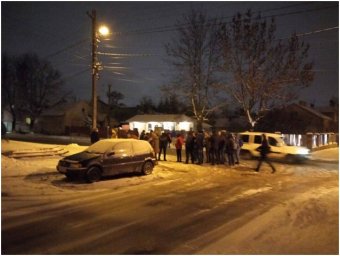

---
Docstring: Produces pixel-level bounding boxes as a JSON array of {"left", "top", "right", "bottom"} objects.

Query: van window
[
  {"left": 241, "top": 135, "right": 249, "bottom": 143},
  {"left": 254, "top": 135, "right": 262, "bottom": 144},
  {"left": 268, "top": 137, "right": 278, "bottom": 146}
]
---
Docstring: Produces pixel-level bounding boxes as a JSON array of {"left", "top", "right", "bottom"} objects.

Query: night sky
[{"left": 2, "top": 1, "right": 339, "bottom": 107}]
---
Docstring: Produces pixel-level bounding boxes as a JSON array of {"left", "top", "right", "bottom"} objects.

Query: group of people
[
  {"left": 90, "top": 127, "right": 275, "bottom": 173},
  {"left": 174, "top": 130, "right": 243, "bottom": 166}
]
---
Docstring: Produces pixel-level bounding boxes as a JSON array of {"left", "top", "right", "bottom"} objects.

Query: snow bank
[{"left": 311, "top": 147, "right": 339, "bottom": 161}]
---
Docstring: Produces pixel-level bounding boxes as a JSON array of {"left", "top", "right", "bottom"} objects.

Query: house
[
  {"left": 257, "top": 102, "right": 337, "bottom": 133},
  {"left": 2, "top": 106, "right": 32, "bottom": 133},
  {"left": 35, "top": 100, "right": 114, "bottom": 136},
  {"left": 126, "top": 114, "right": 206, "bottom": 134},
  {"left": 2, "top": 109, "right": 14, "bottom": 133},
  {"left": 289, "top": 102, "right": 336, "bottom": 133},
  {"left": 317, "top": 106, "right": 338, "bottom": 124}
]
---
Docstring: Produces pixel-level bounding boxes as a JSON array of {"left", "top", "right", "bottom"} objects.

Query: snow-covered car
[
  {"left": 57, "top": 139, "right": 157, "bottom": 182},
  {"left": 239, "top": 132, "right": 310, "bottom": 163}
]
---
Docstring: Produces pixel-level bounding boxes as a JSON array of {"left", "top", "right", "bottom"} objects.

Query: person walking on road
[{"left": 255, "top": 134, "right": 276, "bottom": 173}]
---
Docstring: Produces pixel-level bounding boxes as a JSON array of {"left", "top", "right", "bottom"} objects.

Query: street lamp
[{"left": 87, "top": 10, "right": 110, "bottom": 129}]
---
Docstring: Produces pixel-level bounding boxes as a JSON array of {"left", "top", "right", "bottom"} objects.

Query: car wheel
[
  {"left": 142, "top": 161, "right": 154, "bottom": 175},
  {"left": 66, "top": 173, "right": 76, "bottom": 181},
  {"left": 86, "top": 166, "right": 102, "bottom": 183}
]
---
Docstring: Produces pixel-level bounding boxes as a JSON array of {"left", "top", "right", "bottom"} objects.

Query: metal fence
[{"left": 283, "top": 133, "right": 338, "bottom": 150}]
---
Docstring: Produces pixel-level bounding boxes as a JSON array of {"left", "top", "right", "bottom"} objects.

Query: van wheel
[
  {"left": 86, "top": 167, "right": 102, "bottom": 183},
  {"left": 285, "top": 155, "right": 296, "bottom": 164},
  {"left": 242, "top": 151, "right": 253, "bottom": 160},
  {"left": 142, "top": 161, "right": 153, "bottom": 175}
]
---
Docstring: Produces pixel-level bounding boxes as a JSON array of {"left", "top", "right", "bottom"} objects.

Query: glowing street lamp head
[{"left": 98, "top": 25, "right": 109, "bottom": 36}]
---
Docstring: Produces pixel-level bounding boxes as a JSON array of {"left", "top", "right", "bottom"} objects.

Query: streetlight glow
[{"left": 98, "top": 25, "right": 109, "bottom": 36}]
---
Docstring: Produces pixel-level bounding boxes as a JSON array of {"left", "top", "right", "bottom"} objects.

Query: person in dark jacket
[
  {"left": 175, "top": 134, "right": 184, "bottom": 162},
  {"left": 204, "top": 131, "right": 211, "bottom": 163},
  {"left": 159, "top": 132, "right": 171, "bottom": 161},
  {"left": 196, "top": 131, "right": 204, "bottom": 164},
  {"left": 139, "top": 130, "right": 146, "bottom": 140},
  {"left": 255, "top": 134, "right": 276, "bottom": 173},
  {"left": 225, "top": 133, "right": 236, "bottom": 166},
  {"left": 90, "top": 128, "right": 100, "bottom": 144},
  {"left": 234, "top": 133, "right": 243, "bottom": 164},
  {"left": 185, "top": 131, "right": 195, "bottom": 164},
  {"left": 218, "top": 131, "right": 227, "bottom": 164},
  {"left": 209, "top": 130, "right": 219, "bottom": 165}
]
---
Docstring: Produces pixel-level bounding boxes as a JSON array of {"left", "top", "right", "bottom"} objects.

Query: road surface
[{"left": 2, "top": 154, "right": 338, "bottom": 254}]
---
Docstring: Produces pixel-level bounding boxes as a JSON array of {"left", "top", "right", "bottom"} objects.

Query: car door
[
  {"left": 103, "top": 141, "right": 134, "bottom": 176},
  {"left": 131, "top": 141, "right": 151, "bottom": 171}
]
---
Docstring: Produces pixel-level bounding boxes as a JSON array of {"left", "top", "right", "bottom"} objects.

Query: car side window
[
  {"left": 254, "top": 135, "right": 262, "bottom": 144},
  {"left": 241, "top": 135, "right": 249, "bottom": 143},
  {"left": 268, "top": 137, "right": 278, "bottom": 146},
  {"left": 112, "top": 142, "right": 133, "bottom": 157}
]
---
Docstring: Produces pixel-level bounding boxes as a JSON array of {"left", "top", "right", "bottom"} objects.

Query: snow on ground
[
  {"left": 1, "top": 140, "right": 338, "bottom": 193},
  {"left": 311, "top": 147, "right": 339, "bottom": 161},
  {"left": 1, "top": 140, "right": 339, "bottom": 254}
]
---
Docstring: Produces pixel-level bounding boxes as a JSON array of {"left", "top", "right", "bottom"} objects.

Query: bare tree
[
  {"left": 15, "top": 53, "right": 68, "bottom": 130},
  {"left": 165, "top": 10, "right": 222, "bottom": 130},
  {"left": 219, "top": 10, "right": 314, "bottom": 128},
  {"left": 137, "top": 96, "right": 156, "bottom": 114},
  {"left": 157, "top": 94, "right": 186, "bottom": 114}
]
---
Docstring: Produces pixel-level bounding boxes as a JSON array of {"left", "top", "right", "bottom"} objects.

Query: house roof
[
  {"left": 317, "top": 106, "right": 338, "bottom": 114},
  {"left": 292, "top": 103, "right": 332, "bottom": 120},
  {"left": 41, "top": 100, "right": 89, "bottom": 117},
  {"left": 41, "top": 100, "right": 108, "bottom": 121},
  {"left": 126, "top": 114, "right": 194, "bottom": 123}
]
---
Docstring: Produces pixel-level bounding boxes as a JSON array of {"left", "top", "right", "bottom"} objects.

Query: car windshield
[{"left": 86, "top": 140, "right": 115, "bottom": 154}]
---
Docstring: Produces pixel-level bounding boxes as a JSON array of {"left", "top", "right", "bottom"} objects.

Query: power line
[
  {"left": 44, "top": 38, "right": 89, "bottom": 59},
  {"left": 296, "top": 26, "right": 339, "bottom": 37},
  {"left": 113, "top": 4, "right": 337, "bottom": 36},
  {"left": 97, "top": 52, "right": 157, "bottom": 57},
  {"left": 61, "top": 68, "right": 90, "bottom": 82}
]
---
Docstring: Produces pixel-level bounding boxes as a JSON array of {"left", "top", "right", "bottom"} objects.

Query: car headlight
[
  {"left": 297, "top": 148, "right": 309, "bottom": 155},
  {"left": 69, "top": 162, "right": 83, "bottom": 168}
]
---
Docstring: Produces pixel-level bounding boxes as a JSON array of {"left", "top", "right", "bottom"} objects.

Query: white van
[{"left": 239, "top": 132, "right": 310, "bottom": 163}]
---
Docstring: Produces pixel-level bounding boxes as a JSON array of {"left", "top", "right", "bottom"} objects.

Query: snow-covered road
[{"left": 1, "top": 140, "right": 338, "bottom": 254}]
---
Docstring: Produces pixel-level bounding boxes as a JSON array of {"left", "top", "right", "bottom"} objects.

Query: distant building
[
  {"left": 317, "top": 105, "right": 338, "bottom": 124},
  {"left": 35, "top": 100, "right": 115, "bottom": 136},
  {"left": 126, "top": 114, "right": 211, "bottom": 134},
  {"left": 257, "top": 102, "right": 338, "bottom": 133}
]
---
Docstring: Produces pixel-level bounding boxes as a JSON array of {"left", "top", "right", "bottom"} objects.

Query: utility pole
[{"left": 87, "top": 9, "right": 98, "bottom": 129}]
